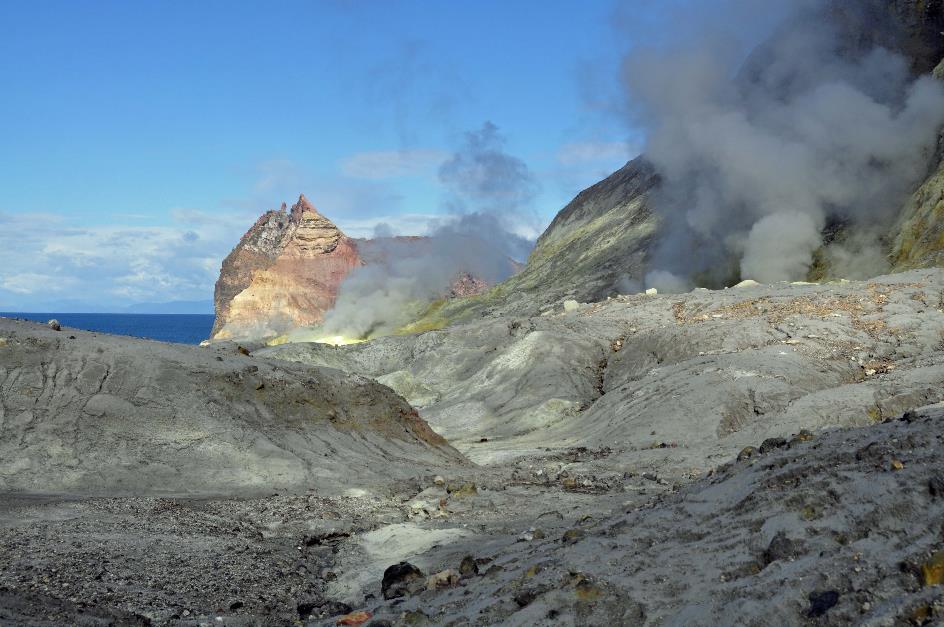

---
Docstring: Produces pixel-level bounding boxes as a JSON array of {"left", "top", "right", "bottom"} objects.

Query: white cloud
[
  {"left": 0, "top": 209, "right": 252, "bottom": 309},
  {"left": 339, "top": 148, "right": 448, "bottom": 179},
  {"left": 1, "top": 273, "right": 77, "bottom": 295}
]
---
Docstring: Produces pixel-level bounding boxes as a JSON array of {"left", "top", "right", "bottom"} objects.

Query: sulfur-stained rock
[
  {"left": 426, "top": 569, "right": 460, "bottom": 590},
  {"left": 447, "top": 482, "right": 478, "bottom": 498},
  {"left": 921, "top": 551, "right": 944, "bottom": 586},
  {"left": 562, "top": 528, "right": 585, "bottom": 544},
  {"left": 459, "top": 556, "right": 478, "bottom": 577}
]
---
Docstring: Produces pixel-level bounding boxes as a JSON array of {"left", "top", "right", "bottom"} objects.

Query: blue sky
[{"left": 0, "top": 0, "right": 648, "bottom": 310}]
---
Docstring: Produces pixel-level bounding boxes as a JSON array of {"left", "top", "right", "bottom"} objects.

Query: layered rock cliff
[
  {"left": 212, "top": 195, "right": 361, "bottom": 341},
  {"left": 212, "top": 196, "right": 510, "bottom": 342}
]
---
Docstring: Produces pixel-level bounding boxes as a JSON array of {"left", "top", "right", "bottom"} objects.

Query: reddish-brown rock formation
[
  {"left": 212, "top": 194, "right": 522, "bottom": 342},
  {"left": 211, "top": 195, "right": 362, "bottom": 340}
]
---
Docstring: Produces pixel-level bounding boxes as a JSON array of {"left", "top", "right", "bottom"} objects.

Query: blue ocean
[{"left": 0, "top": 313, "right": 215, "bottom": 345}]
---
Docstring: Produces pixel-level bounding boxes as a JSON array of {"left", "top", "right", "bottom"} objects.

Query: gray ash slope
[
  {"left": 345, "top": 403, "right": 944, "bottom": 627},
  {"left": 0, "top": 317, "right": 464, "bottom": 496},
  {"left": 261, "top": 269, "right": 944, "bottom": 478}
]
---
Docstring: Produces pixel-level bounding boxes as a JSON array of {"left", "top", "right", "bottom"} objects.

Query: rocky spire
[{"left": 292, "top": 193, "right": 319, "bottom": 216}]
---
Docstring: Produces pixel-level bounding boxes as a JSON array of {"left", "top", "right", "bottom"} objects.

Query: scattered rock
[
  {"left": 563, "top": 299, "right": 581, "bottom": 312},
  {"left": 447, "top": 482, "right": 477, "bottom": 498},
  {"left": 427, "top": 569, "right": 460, "bottom": 590},
  {"left": 645, "top": 287, "right": 658, "bottom": 295},
  {"left": 381, "top": 562, "right": 424, "bottom": 600},
  {"left": 336, "top": 610, "right": 372, "bottom": 626},
  {"left": 459, "top": 555, "right": 478, "bottom": 577},
  {"left": 737, "top": 446, "right": 758, "bottom": 462},
  {"left": 921, "top": 551, "right": 944, "bottom": 586},
  {"left": 321, "top": 601, "right": 354, "bottom": 617},
  {"left": 562, "top": 528, "right": 585, "bottom": 544},
  {"left": 790, "top": 430, "right": 815, "bottom": 447},
  {"left": 432, "top": 475, "right": 445, "bottom": 486},
  {"left": 514, "top": 590, "right": 536, "bottom": 607},
  {"left": 47, "top": 319, "right": 61, "bottom": 331},
  {"left": 807, "top": 590, "right": 839, "bottom": 617},
  {"left": 759, "top": 437, "right": 788, "bottom": 454},
  {"left": 0, "top": 337, "right": 6, "bottom": 348},
  {"left": 574, "top": 579, "right": 605, "bottom": 601},
  {"left": 891, "top": 458, "right": 905, "bottom": 471},
  {"left": 929, "top": 475, "right": 944, "bottom": 497},
  {"left": 763, "top": 532, "right": 801, "bottom": 565},
  {"left": 297, "top": 601, "right": 320, "bottom": 620},
  {"left": 399, "top": 610, "right": 430, "bottom": 626}
]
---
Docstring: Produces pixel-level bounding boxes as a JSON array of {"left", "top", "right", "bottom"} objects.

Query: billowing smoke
[
  {"left": 624, "top": 1, "right": 944, "bottom": 291},
  {"left": 318, "top": 122, "right": 536, "bottom": 339}
]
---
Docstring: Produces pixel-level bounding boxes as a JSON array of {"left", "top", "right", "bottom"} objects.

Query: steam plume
[
  {"left": 624, "top": 1, "right": 944, "bottom": 291},
  {"left": 318, "top": 122, "right": 536, "bottom": 339}
]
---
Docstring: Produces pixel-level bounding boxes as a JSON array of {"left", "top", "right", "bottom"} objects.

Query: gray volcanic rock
[
  {"left": 0, "top": 317, "right": 464, "bottom": 495},
  {"left": 419, "top": 157, "right": 659, "bottom": 324},
  {"left": 353, "top": 403, "right": 944, "bottom": 626},
  {"left": 261, "top": 269, "right": 944, "bottom": 478}
]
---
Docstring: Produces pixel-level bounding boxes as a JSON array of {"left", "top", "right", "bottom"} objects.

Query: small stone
[
  {"left": 891, "top": 459, "right": 904, "bottom": 471},
  {"left": 426, "top": 569, "right": 460, "bottom": 590},
  {"left": 929, "top": 475, "right": 944, "bottom": 497},
  {"left": 645, "top": 287, "right": 658, "bottom": 295},
  {"left": 763, "top": 532, "right": 800, "bottom": 565},
  {"left": 737, "top": 446, "right": 757, "bottom": 462},
  {"left": 759, "top": 437, "right": 788, "bottom": 454},
  {"left": 861, "top": 602, "right": 871, "bottom": 612},
  {"left": 432, "top": 475, "right": 445, "bottom": 486},
  {"left": 322, "top": 601, "right": 354, "bottom": 617},
  {"left": 400, "top": 610, "right": 430, "bottom": 626},
  {"left": 381, "top": 562, "right": 424, "bottom": 600},
  {"left": 532, "top": 529, "right": 546, "bottom": 540},
  {"left": 807, "top": 590, "right": 839, "bottom": 617},
  {"left": 0, "top": 338, "right": 7, "bottom": 348},
  {"left": 563, "top": 299, "right": 580, "bottom": 312},
  {"left": 921, "top": 551, "right": 944, "bottom": 586},
  {"left": 459, "top": 555, "right": 478, "bottom": 577},
  {"left": 514, "top": 590, "right": 536, "bottom": 607},
  {"left": 575, "top": 579, "right": 604, "bottom": 601},
  {"left": 447, "top": 482, "right": 477, "bottom": 498},
  {"left": 336, "top": 610, "right": 372, "bottom": 626},
  {"left": 297, "top": 601, "right": 319, "bottom": 620},
  {"left": 237, "top": 345, "right": 251, "bottom": 356},
  {"left": 47, "top": 319, "right": 61, "bottom": 331},
  {"left": 795, "top": 429, "right": 814, "bottom": 442},
  {"left": 562, "top": 528, "right": 584, "bottom": 544},
  {"left": 562, "top": 477, "right": 578, "bottom": 489}
]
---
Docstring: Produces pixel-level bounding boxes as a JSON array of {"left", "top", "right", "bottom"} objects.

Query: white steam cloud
[
  {"left": 318, "top": 122, "right": 537, "bottom": 339},
  {"left": 625, "top": 2, "right": 944, "bottom": 290}
]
